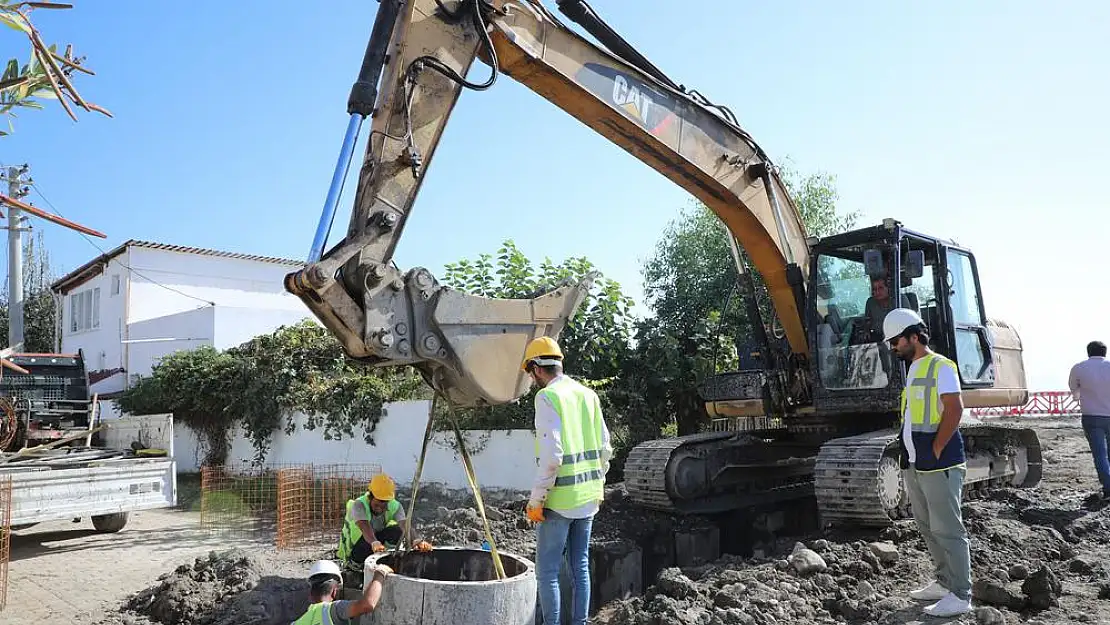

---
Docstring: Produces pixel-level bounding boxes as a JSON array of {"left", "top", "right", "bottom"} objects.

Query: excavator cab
[{"left": 807, "top": 218, "right": 1017, "bottom": 418}]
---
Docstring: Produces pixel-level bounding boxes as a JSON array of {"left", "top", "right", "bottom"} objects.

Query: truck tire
[{"left": 91, "top": 512, "right": 129, "bottom": 533}]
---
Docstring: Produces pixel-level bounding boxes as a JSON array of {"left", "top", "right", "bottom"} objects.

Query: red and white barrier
[{"left": 970, "top": 391, "right": 1081, "bottom": 417}]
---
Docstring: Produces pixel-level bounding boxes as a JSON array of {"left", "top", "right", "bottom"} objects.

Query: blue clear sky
[{"left": 2, "top": 1, "right": 1107, "bottom": 391}]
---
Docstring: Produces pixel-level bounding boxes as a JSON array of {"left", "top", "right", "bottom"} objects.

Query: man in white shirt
[
  {"left": 520, "top": 336, "right": 612, "bottom": 625},
  {"left": 1068, "top": 340, "right": 1110, "bottom": 500},
  {"left": 883, "top": 308, "right": 971, "bottom": 618}
]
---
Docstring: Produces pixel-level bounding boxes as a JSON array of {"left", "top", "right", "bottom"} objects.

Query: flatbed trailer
[{"left": 1, "top": 413, "right": 176, "bottom": 532}]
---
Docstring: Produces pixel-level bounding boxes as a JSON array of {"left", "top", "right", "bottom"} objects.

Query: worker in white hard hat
[
  {"left": 291, "top": 559, "right": 393, "bottom": 624},
  {"left": 521, "top": 336, "right": 613, "bottom": 625},
  {"left": 883, "top": 308, "right": 972, "bottom": 618},
  {"left": 337, "top": 473, "right": 432, "bottom": 572}
]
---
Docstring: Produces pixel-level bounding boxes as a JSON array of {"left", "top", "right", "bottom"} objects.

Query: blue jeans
[
  {"left": 1082, "top": 415, "right": 1110, "bottom": 495},
  {"left": 536, "top": 510, "right": 592, "bottom": 625}
]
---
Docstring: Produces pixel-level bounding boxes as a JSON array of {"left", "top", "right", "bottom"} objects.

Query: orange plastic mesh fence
[{"left": 200, "top": 463, "right": 381, "bottom": 555}]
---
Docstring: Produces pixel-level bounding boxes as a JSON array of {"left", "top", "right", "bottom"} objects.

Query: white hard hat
[
  {"left": 308, "top": 559, "right": 343, "bottom": 580},
  {"left": 882, "top": 308, "right": 926, "bottom": 342}
]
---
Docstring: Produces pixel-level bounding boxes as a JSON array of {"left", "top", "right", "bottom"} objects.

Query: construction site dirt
[{"left": 71, "top": 417, "right": 1110, "bottom": 625}]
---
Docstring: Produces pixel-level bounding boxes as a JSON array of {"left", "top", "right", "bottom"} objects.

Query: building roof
[{"left": 51, "top": 239, "right": 305, "bottom": 294}]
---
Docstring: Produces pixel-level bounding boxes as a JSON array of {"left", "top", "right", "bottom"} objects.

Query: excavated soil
[{"left": 97, "top": 418, "right": 1110, "bottom": 625}]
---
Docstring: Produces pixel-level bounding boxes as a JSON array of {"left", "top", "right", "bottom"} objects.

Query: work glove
[
  {"left": 526, "top": 501, "right": 545, "bottom": 523},
  {"left": 371, "top": 540, "right": 386, "bottom": 553},
  {"left": 371, "top": 563, "right": 394, "bottom": 578},
  {"left": 414, "top": 540, "right": 433, "bottom": 552}
]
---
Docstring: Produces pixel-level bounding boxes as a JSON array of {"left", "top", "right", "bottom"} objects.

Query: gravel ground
[{"left": 83, "top": 418, "right": 1110, "bottom": 625}]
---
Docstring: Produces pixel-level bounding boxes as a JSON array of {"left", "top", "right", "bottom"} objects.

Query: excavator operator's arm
[{"left": 285, "top": 0, "right": 811, "bottom": 407}]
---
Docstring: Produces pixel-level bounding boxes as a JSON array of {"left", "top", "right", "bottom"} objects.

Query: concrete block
[
  {"left": 675, "top": 526, "right": 721, "bottom": 567},
  {"left": 590, "top": 540, "right": 643, "bottom": 613}
]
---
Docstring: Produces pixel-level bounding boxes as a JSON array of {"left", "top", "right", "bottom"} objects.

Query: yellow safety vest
[
  {"left": 534, "top": 377, "right": 606, "bottom": 510},
  {"left": 337, "top": 495, "right": 400, "bottom": 563},
  {"left": 292, "top": 602, "right": 334, "bottom": 625},
  {"left": 900, "top": 352, "right": 966, "bottom": 471}
]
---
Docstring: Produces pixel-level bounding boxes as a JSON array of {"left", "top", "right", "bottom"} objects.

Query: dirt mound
[
  {"left": 595, "top": 420, "right": 1110, "bottom": 625},
  {"left": 98, "top": 550, "right": 311, "bottom": 625}
]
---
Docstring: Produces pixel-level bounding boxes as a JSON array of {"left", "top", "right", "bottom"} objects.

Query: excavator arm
[{"left": 285, "top": 0, "right": 811, "bottom": 407}]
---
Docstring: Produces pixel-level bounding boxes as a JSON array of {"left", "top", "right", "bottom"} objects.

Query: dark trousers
[
  {"left": 1082, "top": 415, "right": 1110, "bottom": 495},
  {"left": 349, "top": 524, "right": 403, "bottom": 565}
]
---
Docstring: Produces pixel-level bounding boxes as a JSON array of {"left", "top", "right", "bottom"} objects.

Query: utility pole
[{"left": 3, "top": 165, "right": 31, "bottom": 351}]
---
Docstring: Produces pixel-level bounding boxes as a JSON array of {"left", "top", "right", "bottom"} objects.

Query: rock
[
  {"left": 867, "top": 541, "right": 899, "bottom": 565},
  {"left": 713, "top": 586, "right": 746, "bottom": 610},
  {"left": 1022, "top": 565, "right": 1062, "bottom": 610},
  {"left": 1059, "top": 543, "right": 1078, "bottom": 560},
  {"left": 846, "top": 560, "right": 874, "bottom": 580},
  {"left": 1099, "top": 583, "right": 1110, "bottom": 600},
  {"left": 1008, "top": 563, "right": 1030, "bottom": 580},
  {"left": 972, "top": 578, "right": 1026, "bottom": 610},
  {"left": 833, "top": 598, "right": 872, "bottom": 621},
  {"left": 808, "top": 539, "right": 830, "bottom": 552},
  {"left": 775, "top": 559, "right": 791, "bottom": 571},
  {"left": 993, "top": 568, "right": 1010, "bottom": 583},
  {"left": 483, "top": 506, "right": 504, "bottom": 521},
  {"left": 1069, "top": 556, "right": 1095, "bottom": 575},
  {"left": 861, "top": 549, "right": 882, "bottom": 572},
  {"left": 713, "top": 570, "right": 745, "bottom": 588},
  {"left": 788, "top": 543, "right": 827, "bottom": 575},
  {"left": 814, "top": 573, "right": 838, "bottom": 590},
  {"left": 975, "top": 606, "right": 1006, "bottom": 625},
  {"left": 655, "top": 568, "right": 700, "bottom": 600},
  {"left": 874, "top": 596, "right": 913, "bottom": 612},
  {"left": 855, "top": 580, "right": 876, "bottom": 600}
]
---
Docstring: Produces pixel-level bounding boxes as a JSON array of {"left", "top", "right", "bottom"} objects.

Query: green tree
[
  {"left": 630, "top": 164, "right": 860, "bottom": 437},
  {"left": 0, "top": 1, "right": 110, "bottom": 134},
  {"left": 0, "top": 229, "right": 58, "bottom": 352}
]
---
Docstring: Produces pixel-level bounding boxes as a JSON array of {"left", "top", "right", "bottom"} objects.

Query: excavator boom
[{"left": 286, "top": 0, "right": 811, "bottom": 406}]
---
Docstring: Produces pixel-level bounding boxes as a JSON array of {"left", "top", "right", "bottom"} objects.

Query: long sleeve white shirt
[
  {"left": 530, "top": 374, "right": 612, "bottom": 518},
  {"left": 1070, "top": 356, "right": 1110, "bottom": 417}
]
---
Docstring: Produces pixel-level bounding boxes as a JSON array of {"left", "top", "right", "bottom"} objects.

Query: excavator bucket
[
  {"left": 418, "top": 273, "right": 597, "bottom": 406},
  {"left": 286, "top": 260, "right": 596, "bottom": 408}
]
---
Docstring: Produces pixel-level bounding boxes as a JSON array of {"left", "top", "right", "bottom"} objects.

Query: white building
[{"left": 50, "top": 240, "right": 312, "bottom": 410}]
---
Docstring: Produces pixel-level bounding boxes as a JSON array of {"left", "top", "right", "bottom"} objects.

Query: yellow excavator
[{"left": 284, "top": 0, "right": 1041, "bottom": 526}]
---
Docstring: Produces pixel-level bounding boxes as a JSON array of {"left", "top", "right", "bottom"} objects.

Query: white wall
[
  {"left": 125, "top": 307, "right": 216, "bottom": 378},
  {"left": 173, "top": 400, "right": 537, "bottom": 492},
  {"left": 213, "top": 306, "right": 312, "bottom": 349},
  {"left": 126, "top": 247, "right": 306, "bottom": 324}
]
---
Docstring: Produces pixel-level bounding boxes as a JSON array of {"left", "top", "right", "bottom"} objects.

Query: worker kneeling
[
  {"left": 293, "top": 559, "right": 392, "bottom": 624},
  {"left": 337, "top": 473, "right": 432, "bottom": 573}
]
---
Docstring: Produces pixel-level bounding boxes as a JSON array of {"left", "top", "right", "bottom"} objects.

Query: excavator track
[
  {"left": 626, "top": 421, "right": 1043, "bottom": 526},
  {"left": 814, "top": 422, "right": 1044, "bottom": 527},
  {"left": 625, "top": 431, "right": 816, "bottom": 515}
]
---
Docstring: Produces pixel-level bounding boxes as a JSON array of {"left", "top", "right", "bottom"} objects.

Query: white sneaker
[
  {"left": 909, "top": 581, "right": 949, "bottom": 601},
  {"left": 924, "top": 592, "right": 971, "bottom": 618}
]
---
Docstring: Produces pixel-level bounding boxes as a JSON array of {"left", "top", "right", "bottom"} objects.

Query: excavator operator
[
  {"left": 864, "top": 272, "right": 912, "bottom": 340},
  {"left": 337, "top": 473, "right": 432, "bottom": 573}
]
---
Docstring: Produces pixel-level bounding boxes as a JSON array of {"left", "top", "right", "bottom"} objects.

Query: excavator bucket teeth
[{"left": 424, "top": 273, "right": 597, "bottom": 406}]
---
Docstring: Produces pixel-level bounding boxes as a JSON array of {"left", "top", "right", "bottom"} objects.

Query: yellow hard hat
[
  {"left": 521, "top": 336, "right": 564, "bottom": 371},
  {"left": 368, "top": 473, "right": 396, "bottom": 500}
]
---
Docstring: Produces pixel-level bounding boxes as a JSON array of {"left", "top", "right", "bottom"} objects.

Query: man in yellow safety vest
[
  {"left": 883, "top": 308, "right": 972, "bottom": 618},
  {"left": 521, "top": 336, "right": 613, "bottom": 625},
  {"left": 337, "top": 473, "right": 431, "bottom": 572},
  {"left": 291, "top": 559, "right": 392, "bottom": 624}
]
